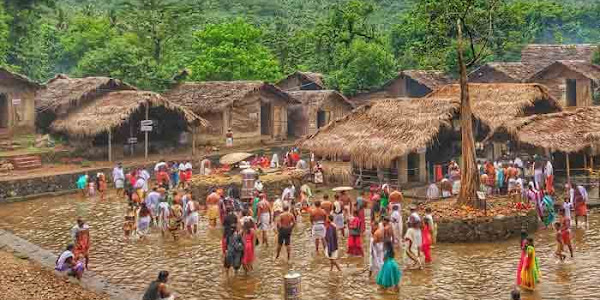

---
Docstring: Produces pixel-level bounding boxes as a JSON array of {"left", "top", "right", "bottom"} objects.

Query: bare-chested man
[
  {"left": 369, "top": 220, "right": 385, "bottom": 278},
  {"left": 276, "top": 205, "right": 296, "bottom": 260},
  {"left": 206, "top": 191, "right": 220, "bottom": 228},
  {"left": 257, "top": 195, "right": 272, "bottom": 246},
  {"left": 321, "top": 195, "right": 333, "bottom": 215},
  {"left": 340, "top": 191, "right": 352, "bottom": 216},
  {"left": 310, "top": 200, "right": 327, "bottom": 253}
]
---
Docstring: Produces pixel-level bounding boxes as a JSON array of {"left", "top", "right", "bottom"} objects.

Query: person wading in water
[
  {"left": 276, "top": 205, "right": 296, "bottom": 260},
  {"left": 142, "top": 271, "right": 175, "bottom": 300}
]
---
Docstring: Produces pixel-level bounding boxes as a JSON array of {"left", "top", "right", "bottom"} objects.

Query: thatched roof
[
  {"left": 163, "top": 81, "right": 299, "bottom": 115},
  {"left": 35, "top": 74, "right": 135, "bottom": 114},
  {"left": 288, "top": 90, "right": 354, "bottom": 108},
  {"left": 426, "top": 83, "right": 561, "bottom": 132},
  {"left": 521, "top": 44, "right": 597, "bottom": 69},
  {"left": 50, "top": 90, "right": 207, "bottom": 138},
  {"left": 277, "top": 71, "right": 325, "bottom": 90},
  {"left": 299, "top": 97, "right": 458, "bottom": 168},
  {"left": 0, "top": 67, "right": 42, "bottom": 88},
  {"left": 500, "top": 107, "right": 600, "bottom": 153},
  {"left": 530, "top": 60, "right": 600, "bottom": 83},
  {"left": 391, "top": 70, "right": 454, "bottom": 90},
  {"left": 469, "top": 62, "right": 538, "bottom": 82}
]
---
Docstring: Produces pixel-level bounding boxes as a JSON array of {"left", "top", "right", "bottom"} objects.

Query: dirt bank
[{"left": 0, "top": 249, "right": 109, "bottom": 300}]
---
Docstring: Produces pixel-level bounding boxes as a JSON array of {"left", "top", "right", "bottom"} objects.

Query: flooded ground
[{"left": 0, "top": 194, "right": 598, "bottom": 300}]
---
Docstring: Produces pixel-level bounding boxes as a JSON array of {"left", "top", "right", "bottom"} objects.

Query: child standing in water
[
  {"left": 325, "top": 215, "right": 341, "bottom": 271},
  {"left": 422, "top": 214, "right": 433, "bottom": 263},
  {"left": 554, "top": 222, "right": 566, "bottom": 262},
  {"left": 376, "top": 240, "right": 402, "bottom": 292}
]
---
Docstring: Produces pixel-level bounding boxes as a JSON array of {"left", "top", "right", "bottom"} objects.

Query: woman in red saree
[
  {"left": 422, "top": 218, "right": 433, "bottom": 263},
  {"left": 347, "top": 210, "right": 364, "bottom": 256}
]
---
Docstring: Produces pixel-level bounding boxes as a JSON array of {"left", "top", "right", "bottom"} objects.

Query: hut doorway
[
  {"left": 261, "top": 102, "right": 272, "bottom": 136},
  {"left": 566, "top": 79, "right": 577, "bottom": 107},
  {"left": 407, "top": 152, "right": 420, "bottom": 182},
  {"left": 317, "top": 109, "right": 329, "bottom": 128},
  {"left": 0, "top": 94, "right": 8, "bottom": 128}
]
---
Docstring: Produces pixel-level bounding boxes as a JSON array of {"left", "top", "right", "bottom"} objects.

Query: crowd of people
[{"left": 55, "top": 152, "right": 593, "bottom": 299}]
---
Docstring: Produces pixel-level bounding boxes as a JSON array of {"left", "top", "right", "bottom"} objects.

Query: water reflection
[{"left": 0, "top": 195, "right": 597, "bottom": 300}]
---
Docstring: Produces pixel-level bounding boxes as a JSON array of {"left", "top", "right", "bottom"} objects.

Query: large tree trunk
[{"left": 456, "top": 19, "right": 480, "bottom": 208}]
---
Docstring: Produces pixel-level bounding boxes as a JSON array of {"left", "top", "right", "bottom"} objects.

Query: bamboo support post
[
  {"left": 566, "top": 153, "right": 571, "bottom": 184},
  {"left": 108, "top": 130, "right": 112, "bottom": 162}
]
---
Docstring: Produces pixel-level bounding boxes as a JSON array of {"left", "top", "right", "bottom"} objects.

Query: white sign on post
[
  {"left": 128, "top": 137, "right": 138, "bottom": 144},
  {"left": 12, "top": 98, "right": 21, "bottom": 105},
  {"left": 141, "top": 125, "right": 153, "bottom": 132},
  {"left": 141, "top": 120, "right": 153, "bottom": 126}
]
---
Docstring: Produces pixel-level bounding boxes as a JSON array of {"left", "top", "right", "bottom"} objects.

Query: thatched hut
[
  {"left": 527, "top": 60, "right": 600, "bottom": 107},
  {"left": 521, "top": 44, "right": 598, "bottom": 70},
  {"left": 427, "top": 83, "right": 562, "bottom": 160},
  {"left": 348, "top": 70, "right": 453, "bottom": 106},
  {"left": 48, "top": 90, "right": 206, "bottom": 160},
  {"left": 35, "top": 74, "right": 136, "bottom": 130},
  {"left": 468, "top": 62, "right": 537, "bottom": 83},
  {"left": 300, "top": 97, "right": 459, "bottom": 186},
  {"left": 287, "top": 90, "right": 354, "bottom": 138},
  {"left": 276, "top": 71, "right": 325, "bottom": 91},
  {"left": 301, "top": 83, "right": 562, "bottom": 186},
  {"left": 0, "top": 67, "right": 43, "bottom": 138},
  {"left": 164, "top": 81, "right": 300, "bottom": 146},
  {"left": 490, "top": 107, "right": 600, "bottom": 181}
]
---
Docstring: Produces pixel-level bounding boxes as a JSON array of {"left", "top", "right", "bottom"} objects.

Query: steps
[{"left": 10, "top": 155, "right": 42, "bottom": 170}]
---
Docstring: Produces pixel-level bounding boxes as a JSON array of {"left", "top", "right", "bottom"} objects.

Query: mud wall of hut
[
  {"left": 0, "top": 77, "right": 36, "bottom": 134},
  {"left": 529, "top": 66, "right": 593, "bottom": 107}
]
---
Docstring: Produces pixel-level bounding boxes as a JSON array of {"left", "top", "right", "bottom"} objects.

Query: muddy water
[{"left": 0, "top": 195, "right": 598, "bottom": 300}]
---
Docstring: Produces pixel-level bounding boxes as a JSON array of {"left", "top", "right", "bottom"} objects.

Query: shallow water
[{"left": 0, "top": 194, "right": 598, "bottom": 300}]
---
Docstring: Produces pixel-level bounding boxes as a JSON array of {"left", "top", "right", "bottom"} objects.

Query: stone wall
[
  {"left": 436, "top": 212, "right": 539, "bottom": 243},
  {"left": 0, "top": 163, "right": 155, "bottom": 201}
]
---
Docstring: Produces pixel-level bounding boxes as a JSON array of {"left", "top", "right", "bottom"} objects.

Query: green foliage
[
  {"left": 0, "top": 2, "right": 10, "bottom": 65},
  {"left": 188, "top": 19, "right": 281, "bottom": 82},
  {"left": 327, "top": 39, "right": 396, "bottom": 95}
]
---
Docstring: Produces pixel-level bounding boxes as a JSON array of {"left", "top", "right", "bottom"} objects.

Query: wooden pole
[
  {"left": 566, "top": 152, "right": 571, "bottom": 184},
  {"left": 144, "top": 103, "right": 149, "bottom": 160},
  {"left": 192, "top": 126, "right": 196, "bottom": 157},
  {"left": 108, "top": 130, "right": 112, "bottom": 162},
  {"left": 584, "top": 154, "right": 588, "bottom": 170}
]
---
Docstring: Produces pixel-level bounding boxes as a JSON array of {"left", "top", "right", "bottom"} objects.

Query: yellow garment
[
  {"left": 520, "top": 246, "right": 541, "bottom": 290},
  {"left": 207, "top": 205, "right": 219, "bottom": 221}
]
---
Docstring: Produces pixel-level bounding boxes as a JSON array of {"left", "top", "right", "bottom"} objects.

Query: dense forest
[{"left": 1, "top": 0, "right": 600, "bottom": 94}]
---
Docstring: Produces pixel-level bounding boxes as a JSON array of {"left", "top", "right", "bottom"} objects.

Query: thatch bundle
[
  {"left": 288, "top": 90, "right": 352, "bottom": 107},
  {"left": 504, "top": 107, "right": 600, "bottom": 153},
  {"left": 427, "top": 83, "right": 561, "bottom": 132},
  {"left": 469, "top": 62, "right": 538, "bottom": 82},
  {"left": 0, "top": 67, "right": 42, "bottom": 88},
  {"left": 36, "top": 74, "right": 135, "bottom": 114},
  {"left": 50, "top": 91, "right": 207, "bottom": 138},
  {"left": 163, "top": 81, "right": 297, "bottom": 114},
  {"left": 399, "top": 70, "right": 454, "bottom": 90},
  {"left": 320, "top": 161, "right": 353, "bottom": 186},
  {"left": 300, "top": 97, "right": 458, "bottom": 168}
]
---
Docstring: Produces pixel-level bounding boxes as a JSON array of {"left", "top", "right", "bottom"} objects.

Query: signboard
[
  {"left": 127, "top": 137, "right": 138, "bottom": 144},
  {"left": 476, "top": 191, "right": 486, "bottom": 200},
  {"left": 141, "top": 125, "right": 153, "bottom": 132},
  {"left": 12, "top": 98, "right": 21, "bottom": 105},
  {"left": 140, "top": 120, "right": 153, "bottom": 126}
]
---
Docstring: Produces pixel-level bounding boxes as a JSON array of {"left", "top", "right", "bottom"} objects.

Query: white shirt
[
  {"left": 514, "top": 157, "right": 523, "bottom": 168},
  {"left": 545, "top": 161, "right": 553, "bottom": 176},
  {"left": 185, "top": 162, "right": 192, "bottom": 170},
  {"left": 426, "top": 183, "right": 440, "bottom": 200},
  {"left": 112, "top": 167, "right": 124, "bottom": 182},
  {"left": 154, "top": 162, "right": 167, "bottom": 172},
  {"left": 281, "top": 187, "right": 295, "bottom": 201},
  {"left": 563, "top": 201, "right": 573, "bottom": 219},
  {"left": 179, "top": 164, "right": 186, "bottom": 171}
]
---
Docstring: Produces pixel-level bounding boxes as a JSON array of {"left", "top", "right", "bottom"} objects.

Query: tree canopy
[{"left": 1, "top": 0, "right": 600, "bottom": 93}]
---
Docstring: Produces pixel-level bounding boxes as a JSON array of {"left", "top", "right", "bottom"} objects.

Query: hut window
[
  {"left": 566, "top": 79, "right": 577, "bottom": 107},
  {"left": 317, "top": 110, "right": 330, "bottom": 128},
  {"left": 0, "top": 94, "right": 8, "bottom": 128},
  {"left": 261, "top": 103, "right": 271, "bottom": 135}
]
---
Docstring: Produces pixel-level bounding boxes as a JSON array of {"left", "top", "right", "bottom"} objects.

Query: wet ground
[{"left": 0, "top": 194, "right": 598, "bottom": 300}]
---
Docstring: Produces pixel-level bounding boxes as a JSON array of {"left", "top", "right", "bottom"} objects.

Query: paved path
[{"left": 0, "top": 230, "right": 140, "bottom": 300}]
